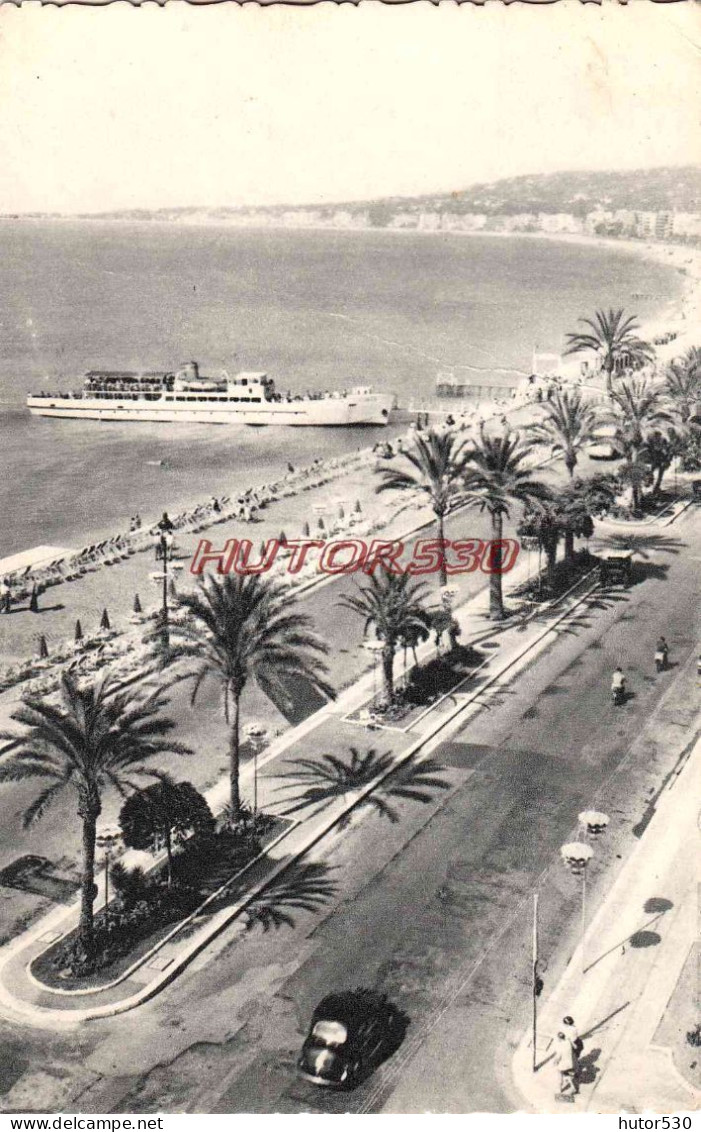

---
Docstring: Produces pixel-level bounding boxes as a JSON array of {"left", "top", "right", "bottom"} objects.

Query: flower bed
[
  {"left": 348, "top": 645, "right": 486, "bottom": 729},
  {"left": 31, "top": 811, "right": 288, "bottom": 992}
]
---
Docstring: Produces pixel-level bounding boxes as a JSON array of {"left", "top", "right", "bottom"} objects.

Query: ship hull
[{"left": 26, "top": 394, "right": 394, "bottom": 427}]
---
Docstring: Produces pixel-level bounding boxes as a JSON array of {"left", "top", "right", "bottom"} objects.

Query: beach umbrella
[
  {"left": 29, "top": 585, "right": 39, "bottom": 613},
  {"left": 100, "top": 608, "right": 111, "bottom": 632},
  {"left": 133, "top": 593, "right": 143, "bottom": 614},
  {"left": 38, "top": 635, "right": 49, "bottom": 660},
  {"left": 74, "top": 619, "right": 84, "bottom": 643},
  {"left": 354, "top": 500, "right": 362, "bottom": 514},
  {"left": 303, "top": 521, "right": 310, "bottom": 538}
]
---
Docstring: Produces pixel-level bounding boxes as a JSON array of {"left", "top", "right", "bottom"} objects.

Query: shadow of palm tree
[
  {"left": 242, "top": 858, "right": 338, "bottom": 932},
  {"left": 272, "top": 746, "right": 451, "bottom": 826},
  {"left": 596, "top": 532, "right": 685, "bottom": 558}
]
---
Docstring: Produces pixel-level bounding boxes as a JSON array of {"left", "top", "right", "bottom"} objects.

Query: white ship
[{"left": 27, "top": 362, "right": 395, "bottom": 427}]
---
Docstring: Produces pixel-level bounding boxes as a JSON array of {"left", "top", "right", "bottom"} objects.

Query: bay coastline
[{"left": 0, "top": 221, "right": 692, "bottom": 563}]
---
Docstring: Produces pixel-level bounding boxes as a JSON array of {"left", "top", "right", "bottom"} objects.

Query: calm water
[{"left": 0, "top": 221, "right": 681, "bottom": 557}]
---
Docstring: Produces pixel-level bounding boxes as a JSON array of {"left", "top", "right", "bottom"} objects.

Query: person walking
[
  {"left": 0, "top": 577, "right": 10, "bottom": 614},
  {"left": 553, "top": 1031, "right": 579, "bottom": 1099},
  {"left": 561, "top": 1015, "right": 584, "bottom": 1058}
]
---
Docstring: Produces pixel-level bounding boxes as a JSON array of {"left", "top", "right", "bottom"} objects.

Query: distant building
[
  {"left": 417, "top": 212, "right": 441, "bottom": 231},
  {"left": 537, "top": 213, "right": 585, "bottom": 235},
  {"left": 655, "top": 212, "right": 673, "bottom": 240},
  {"left": 671, "top": 213, "right": 701, "bottom": 239}
]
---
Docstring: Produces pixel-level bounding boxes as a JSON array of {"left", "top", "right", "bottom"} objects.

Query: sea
[{"left": 0, "top": 220, "right": 683, "bottom": 559}]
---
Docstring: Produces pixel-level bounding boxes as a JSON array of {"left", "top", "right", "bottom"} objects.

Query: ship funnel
[{"left": 177, "top": 360, "right": 200, "bottom": 382}]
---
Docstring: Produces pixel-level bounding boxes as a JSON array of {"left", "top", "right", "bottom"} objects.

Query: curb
[
  {"left": 511, "top": 724, "right": 701, "bottom": 1113},
  {"left": 0, "top": 558, "right": 605, "bottom": 1024}
]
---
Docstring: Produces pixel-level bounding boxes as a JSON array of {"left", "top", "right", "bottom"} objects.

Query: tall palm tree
[
  {"left": 606, "top": 377, "right": 671, "bottom": 446},
  {"left": 375, "top": 428, "right": 471, "bottom": 588},
  {"left": 517, "top": 501, "right": 562, "bottom": 592},
  {"left": 528, "top": 389, "right": 601, "bottom": 478},
  {"left": 564, "top": 308, "right": 654, "bottom": 379},
  {"left": 462, "top": 428, "right": 550, "bottom": 619},
  {"left": 0, "top": 674, "right": 189, "bottom": 949},
  {"left": 339, "top": 570, "right": 431, "bottom": 703},
  {"left": 176, "top": 574, "right": 334, "bottom": 814},
  {"left": 664, "top": 352, "right": 701, "bottom": 427}
]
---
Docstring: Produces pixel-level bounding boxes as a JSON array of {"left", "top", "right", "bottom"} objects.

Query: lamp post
[
  {"left": 95, "top": 825, "right": 121, "bottom": 934},
  {"left": 363, "top": 639, "right": 385, "bottom": 709},
  {"left": 560, "top": 841, "right": 594, "bottom": 975},
  {"left": 150, "top": 532, "right": 173, "bottom": 649},
  {"left": 438, "top": 584, "right": 459, "bottom": 652},
  {"left": 244, "top": 722, "right": 268, "bottom": 817}
]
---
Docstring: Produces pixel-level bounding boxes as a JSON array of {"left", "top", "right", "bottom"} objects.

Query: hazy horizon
[{"left": 0, "top": 2, "right": 698, "bottom": 215}]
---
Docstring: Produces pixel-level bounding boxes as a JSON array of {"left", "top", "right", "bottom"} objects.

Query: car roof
[{"left": 312, "top": 991, "right": 385, "bottom": 1025}]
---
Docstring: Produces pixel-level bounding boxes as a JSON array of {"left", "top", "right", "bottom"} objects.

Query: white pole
[
  {"left": 532, "top": 892, "right": 538, "bottom": 1072},
  {"left": 581, "top": 869, "right": 587, "bottom": 975}
]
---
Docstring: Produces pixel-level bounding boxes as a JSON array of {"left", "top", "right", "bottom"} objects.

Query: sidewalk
[
  {"left": 512, "top": 734, "right": 701, "bottom": 1114},
  {"left": 0, "top": 541, "right": 601, "bottom": 1027}
]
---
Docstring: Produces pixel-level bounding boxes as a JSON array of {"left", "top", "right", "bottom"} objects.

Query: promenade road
[{"left": 0, "top": 499, "right": 697, "bottom": 1112}]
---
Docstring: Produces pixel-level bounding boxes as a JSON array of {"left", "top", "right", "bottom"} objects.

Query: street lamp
[
  {"left": 363, "top": 639, "right": 385, "bottom": 709},
  {"left": 149, "top": 531, "right": 173, "bottom": 649},
  {"left": 578, "top": 810, "right": 610, "bottom": 838},
  {"left": 244, "top": 722, "right": 268, "bottom": 817},
  {"left": 95, "top": 825, "right": 121, "bottom": 934},
  {"left": 560, "top": 841, "right": 594, "bottom": 974}
]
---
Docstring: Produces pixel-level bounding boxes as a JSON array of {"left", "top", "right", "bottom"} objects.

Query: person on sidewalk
[
  {"left": 561, "top": 1015, "right": 584, "bottom": 1057},
  {"left": 554, "top": 1031, "right": 579, "bottom": 1099}
]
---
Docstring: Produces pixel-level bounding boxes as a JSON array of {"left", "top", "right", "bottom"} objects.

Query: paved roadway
[{"left": 0, "top": 502, "right": 697, "bottom": 1113}]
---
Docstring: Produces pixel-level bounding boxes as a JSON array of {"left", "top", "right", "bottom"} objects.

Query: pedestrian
[
  {"left": 553, "top": 1031, "right": 579, "bottom": 1098},
  {"left": 562, "top": 1015, "right": 584, "bottom": 1062},
  {"left": 0, "top": 577, "right": 10, "bottom": 614}
]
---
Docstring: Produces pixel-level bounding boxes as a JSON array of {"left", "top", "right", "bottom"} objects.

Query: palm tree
[
  {"left": 641, "top": 429, "right": 677, "bottom": 497},
  {"left": 375, "top": 428, "right": 471, "bottom": 588},
  {"left": 176, "top": 573, "right": 334, "bottom": 815},
  {"left": 0, "top": 674, "right": 189, "bottom": 949},
  {"left": 564, "top": 308, "right": 654, "bottom": 379},
  {"left": 462, "top": 428, "right": 550, "bottom": 619},
  {"left": 605, "top": 378, "right": 671, "bottom": 510},
  {"left": 528, "top": 389, "right": 600, "bottom": 478},
  {"left": 556, "top": 478, "right": 606, "bottom": 564},
  {"left": 517, "top": 501, "right": 562, "bottom": 591},
  {"left": 664, "top": 352, "right": 701, "bottom": 427},
  {"left": 339, "top": 570, "right": 431, "bottom": 704}
]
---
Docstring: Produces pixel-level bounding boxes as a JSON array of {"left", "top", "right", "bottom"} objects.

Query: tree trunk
[
  {"left": 631, "top": 480, "right": 641, "bottom": 513},
  {"left": 653, "top": 465, "right": 665, "bottom": 496},
  {"left": 78, "top": 806, "right": 98, "bottom": 950},
  {"left": 566, "top": 455, "right": 576, "bottom": 479},
  {"left": 564, "top": 529, "right": 575, "bottom": 567},
  {"left": 229, "top": 693, "right": 241, "bottom": 815},
  {"left": 489, "top": 512, "right": 505, "bottom": 620},
  {"left": 164, "top": 827, "right": 173, "bottom": 888},
  {"left": 381, "top": 645, "right": 394, "bottom": 704},
  {"left": 545, "top": 543, "right": 557, "bottom": 591},
  {"left": 437, "top": 511, "right": 447, "bottom": 589}
]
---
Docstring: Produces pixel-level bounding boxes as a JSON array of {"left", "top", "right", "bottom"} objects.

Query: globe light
[
  {"left": 578, "top": 810, "right": 610, "bottom": 836},
  {"left": 560, "top": 841, "right": 594, "bottom": 874}
]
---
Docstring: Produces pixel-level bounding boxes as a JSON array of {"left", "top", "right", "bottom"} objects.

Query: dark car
[{"left": 297, "top": 989, "right": 404, "bottom": 1089}]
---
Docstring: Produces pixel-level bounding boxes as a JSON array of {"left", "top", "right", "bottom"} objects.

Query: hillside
[{"left": 69, "top": 165, "right": 701, "bottom": 222}]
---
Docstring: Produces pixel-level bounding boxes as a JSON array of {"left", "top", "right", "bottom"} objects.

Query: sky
[{"left": 0, "top": 0, "right": 699, "bottom": 214}]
